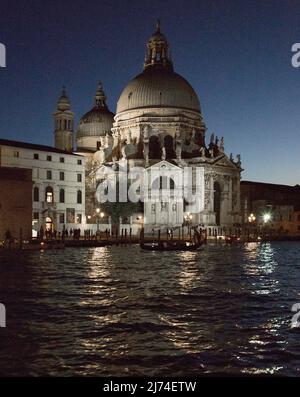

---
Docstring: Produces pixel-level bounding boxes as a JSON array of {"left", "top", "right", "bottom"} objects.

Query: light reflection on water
[{"left": 0, "top": 242, "right": 300, "bottom": 376}]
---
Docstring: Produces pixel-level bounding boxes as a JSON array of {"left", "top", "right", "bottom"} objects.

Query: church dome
[
  {"left": 77, "top": 107, "right": 114, "bottom": 137},
  {"left": 116, "top": 21, "right": 201, "bottom": 115},
  {"left": 116, "top": 68, "right": 200, "bottom": 114},
  {"left": 76, "top": 83, "right": 114, "bottom": 151}
]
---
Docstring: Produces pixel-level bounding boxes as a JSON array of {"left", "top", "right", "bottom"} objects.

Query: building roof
[
  {"left": 0, "top": 138, "right": 83, "bottom": 156},
  {"left": 241, "top": 180, "right": 300, "bottom": 190}
]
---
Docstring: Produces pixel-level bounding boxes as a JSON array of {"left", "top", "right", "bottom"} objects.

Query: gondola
[{"left": 140, "top": 228, "right": 204, "bottom": 251}]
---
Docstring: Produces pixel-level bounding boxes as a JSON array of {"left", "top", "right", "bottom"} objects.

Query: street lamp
[
  {"left": 248, "top": 213, "right": 256, "bottom": 223},
  {"left": 96, "top": 208, "right": 100, "bottom": 232},
  {"left": 184, "top": 213, "right": 193, "bottom": 235},
  {"left": 263, "top": 213, "right": 271, "bottom": 223}
]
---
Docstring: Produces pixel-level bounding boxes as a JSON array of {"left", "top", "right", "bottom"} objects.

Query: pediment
[
  {"left": 146, "top": 160, "right": 181, "bottom": 171},
  {"left": 212, "top": 155, "right": 239, "bottom": 169}
]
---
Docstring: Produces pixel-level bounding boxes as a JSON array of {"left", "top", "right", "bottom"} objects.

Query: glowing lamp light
[
  {"left": 263, "top": 213, "right": 271, "bottom": 223},
  {"left": 248, "top": 213, "right": 256, "bottom": 223}
]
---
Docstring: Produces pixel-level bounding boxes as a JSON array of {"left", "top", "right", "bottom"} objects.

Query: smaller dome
[
  {"left": 77, "top": 82, "right": 114, "bottom": 141},
  {"left": 77, "top": 107, "right": 114, "bottom": 138}
]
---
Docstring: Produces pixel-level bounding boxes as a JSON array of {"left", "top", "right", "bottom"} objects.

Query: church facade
[{"left": 54, "top": 23, "right": 242, "bottom": 234}]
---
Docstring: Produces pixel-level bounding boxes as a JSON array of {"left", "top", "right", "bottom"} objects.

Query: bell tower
[{"left": 53, "top": 86, "right": 74, "bottom": 151}]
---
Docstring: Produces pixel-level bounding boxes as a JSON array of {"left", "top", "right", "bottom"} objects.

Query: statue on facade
[
  {"left": 200, "top": 146, "right": 206, "bottom": 157},
  {"left": 161, "top": 146, "right": 166, "bottom": 160},
  {"left": 210, "top": 132, "right": 215, "bottom": 145},
  {"left": 219, "top": 137, "right": 224, "bottom": 153},
  {"left": 175, "top": 129, "right": 182, "bottom": 160}
]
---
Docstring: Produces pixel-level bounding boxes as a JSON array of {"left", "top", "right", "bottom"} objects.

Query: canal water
[{"left": 0, "top": 242, "right": 300, "bottom": 376}]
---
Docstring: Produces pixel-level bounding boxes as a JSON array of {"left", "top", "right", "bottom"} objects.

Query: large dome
[
  {"left": 116, "top": 68, "right": 200, "bottom": 114},
  {"left": 116, "top": 22, "right": 201, "bottom": 115}
]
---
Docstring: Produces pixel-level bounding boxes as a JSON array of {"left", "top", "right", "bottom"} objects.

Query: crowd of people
[{"left": 37, "top": 226, "right": 111, "bottom": 241}]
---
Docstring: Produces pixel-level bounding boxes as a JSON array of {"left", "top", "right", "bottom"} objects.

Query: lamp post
[
  {"left": 248, "top": 213, "right": 256, "bottom": 241},
  {"left": 96, "top": 208, "right": 100, "bottom": 233},
  {"left": 184, "top": 213, "right": 193, "bottom": 237}
]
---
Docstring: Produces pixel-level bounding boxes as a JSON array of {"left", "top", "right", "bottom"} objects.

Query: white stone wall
[{"left": 0, "top": 144, "right": 86, "bottom": 235}]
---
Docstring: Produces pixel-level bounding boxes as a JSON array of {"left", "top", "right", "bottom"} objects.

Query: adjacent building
[
  {"left": 241, "top": 180, "right": 300, "bottom": 235},
  {"left": 0, "top": 167, "right": 32, "bottom": 240},
  {"left": 0, "top": 139, "right": 85, "bottom": 235}
]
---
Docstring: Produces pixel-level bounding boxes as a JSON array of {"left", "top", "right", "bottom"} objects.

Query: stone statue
[
  {"left": 127, "top": 129, "right": 132, "bottom": 144},
  {"left": 230, "top": 153, "right": 233, "bottom": 161},
  {"left": 215, "top": 136, "right": 219, "bottom": 146},
  {"left": 209, "top": 147, "right": 214, "bottom": 158},
  {"left": 200, "top": 146, "right": 206, "bottom": 157},
  {"left": 162, "top": 146, "right": 166, "bottom": 160},
  {"left": 210, "top": 133, "right": 215, "bottom": 145},
  {"left": 219, "top": 137, "right": 224, "bottom": 152},
  {"left": 176, "top": 141, "right": 182, "bottom": 160},
  {"left": 236, "top": 154, "right": 241, "bottom": 166},
  {"left": 175, "top": 129, "right": 182, "bottom": 160}
]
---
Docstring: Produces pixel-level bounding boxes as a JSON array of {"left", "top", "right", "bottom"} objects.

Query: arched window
[
  {"left": 59, "top": 189, "right": 65, "bottom": 203},
  {"left": 164, "top": 135, "right": 175, "bottom": 159},
  {"left": 45, "top": 186, "right": 54, "bottom": 203},
  {"left": 214, "top": 182, "right": 221, "bottom": 226},
  {"left": 151, "top": 176, "right": 175, "bottom": 191},
  {"left": 77, "top": 190, "right": 82, "bottom": 204},
  {"left": 149, "top": 135, "right": 161, "bottom": 159},
  {"left": 33, "top": 186, "right": 39, "bottom": 202}
]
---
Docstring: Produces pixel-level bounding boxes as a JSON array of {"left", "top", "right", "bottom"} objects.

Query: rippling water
[{"left": 0, "top": 242, "right": 300, "bottom": 376}]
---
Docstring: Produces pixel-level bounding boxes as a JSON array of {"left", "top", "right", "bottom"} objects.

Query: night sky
[{"left": 0, "top": 0, "right": 300, "bottom": 185}]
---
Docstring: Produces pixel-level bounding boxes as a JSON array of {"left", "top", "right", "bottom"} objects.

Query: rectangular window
[
  {"left": 77, "top": 159, "right": 82, "bottom": 165},
  {"left": 77, "top": 214, "right": 82, "bottom": 224},
  {"left": 34, "top": 153, "right": 39, "bottom": 160},
  {"left": 33, "top": 212, "right": 39, "bottom": 220},
  {"left": 66, "top": 208, "right": 75, "bottom": 223},
  {"left": 47, "top": 170, "right": 52, "bottom": 180},
  {"left": 59, "top": 213, "right": 65, "bottom": 224},
  {"left": 47, "top": 155, "right": 52, "bottom": 161},
  {"left": 13, "top": 151, "right": 19, "bottom": 158},
  {"left": 77, "top": 174, "right": 82, "bottom": 182},
  {"left": 60, "top": 157, "right": 65, "bottom": 163},
  {"left": 60, "top": 172, "right": 65, "bottom": 181}
]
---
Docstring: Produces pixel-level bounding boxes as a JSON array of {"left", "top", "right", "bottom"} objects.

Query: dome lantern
[
  {"left": 94, "top": 82, "right": 108, "bottom": 108},
  {"left": 143, "top": 20, "right": 173, "bottom": 72}
]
